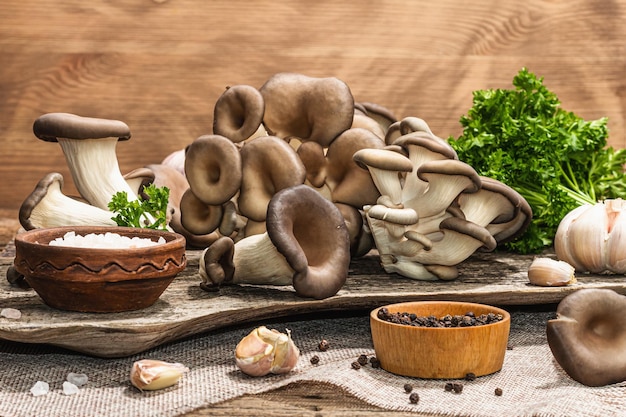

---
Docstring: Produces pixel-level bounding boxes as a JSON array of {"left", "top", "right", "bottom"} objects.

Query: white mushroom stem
[
  {"left": 19, "top": 173, "right": 117, "bottom": 230},
  {"left": 225, "top": 233, "right": 295, "bottom": 286},
  {"left": 58, "top": 137, "right": 139, "bottom": 210}
]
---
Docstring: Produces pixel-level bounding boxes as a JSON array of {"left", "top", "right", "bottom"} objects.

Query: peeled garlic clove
[
  {"left": 235, "top": 326, "right": 300, "bottom": 377},
  {"left": 130, "top": 359, "right": 189, "bottom": 391},
  {"left": 528, "top": 257, "right": 576, "bottom": 287}
]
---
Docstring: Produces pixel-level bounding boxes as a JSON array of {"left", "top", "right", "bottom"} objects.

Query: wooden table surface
[{"left": 1, "top": 0, "right": 626, "bottom": 213}]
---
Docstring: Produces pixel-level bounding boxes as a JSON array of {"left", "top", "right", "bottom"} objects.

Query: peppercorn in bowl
[
  {"left": 11, "top": 226, "right": 187, "bottom": 313},
  {"left": 370, "top": 301, "right": 510, "bottom": 379}
]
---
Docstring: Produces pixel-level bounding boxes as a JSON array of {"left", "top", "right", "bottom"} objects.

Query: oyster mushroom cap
[
  {"left": 259, "top": 72, "right": 354, "bottom": 147},
  {"left": 266, "top": 184, "right": 351, "bottom": 299},
  {"left": 547, "top": 288, "right": 626, "bottom": 386},
  {"left": 179, "top": 188, "right": 224, "bottom": 236},
  {"left": 198, "top": 185, "right": 351, "bottom": 299},
  {"left": 353, "top": 148, "right": 413, "bottom": 205},
  {"left": 357, "top": 102, "right": 397, "bottom": 133},
  {"left": 184, "top": 134, "right": 242, "bottom": 206},
  {"left": 324, "top": 127, "right": 384, "bottom": 208},
  {"left": 32, "top": 112, "right": 136, "bottom": 211},
  {"left": 238, "top": 135, "right": 306, "bottom": 224},
  {"left": 406, "top": 159, "right": 482, "bottom": 218},
  {"left": 213, "top": 84, "right": 265, "bottom": 143}
]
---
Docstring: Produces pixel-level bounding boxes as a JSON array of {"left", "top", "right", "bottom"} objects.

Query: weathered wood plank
[{"left": 1, "top": 246, "right": 624, "bottom": 358}]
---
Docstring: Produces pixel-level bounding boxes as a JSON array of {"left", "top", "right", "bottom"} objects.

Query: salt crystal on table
[
  {"left": 67, "top": 372, "right": 88, "bottom": 387},
  {"left": 30, "top": 381, "right": 49, "bottom": 396},
  {"left": 62, "top": 381, "right": 79, "bottom": 396},
  {"left": 1, "top": 308, "right": 21, "bottom": 319}
]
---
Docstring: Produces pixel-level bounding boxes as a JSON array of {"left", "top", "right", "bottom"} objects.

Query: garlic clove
[
  {"left": 235, "top": 326, "right": 300, "bottom": 377},
  {"left": 605, "top": 199, "right": 626, "bottom": 273},
  {"left": 564, "top": 202, "right": 609, "bottom": 273},
  {"left": 528, "top": 257, "right": 576, "bottom": 287},
  {"left": 130, "top": 359, "right": 189, "bottom": 391}
]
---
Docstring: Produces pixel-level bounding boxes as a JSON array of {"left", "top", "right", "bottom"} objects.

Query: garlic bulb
[
  {"left": 555, "top": 199, "right": 626, "bottom": 274},
  {"left": 235, "top": 326, "right": 300, "bottom": 377},
  {"left": 130, "top": 359, "right": 189, "bottom": 391},
  {"left": 528, "top": 257, "right": 576, "bottom": 287}
]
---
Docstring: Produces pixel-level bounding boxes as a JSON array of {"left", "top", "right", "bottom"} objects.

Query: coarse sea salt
[
  {"left": 30, "top": 381, "right": 49, "bottom": 396},
  {"left": 67, "top": 373, "right": 89, "bottom": 387},
  {"left": 49, "top": 231, "right": 165, "bottom": 249},
  {"left": 62, "top": 381, "right": 80, "bottom": 396}
]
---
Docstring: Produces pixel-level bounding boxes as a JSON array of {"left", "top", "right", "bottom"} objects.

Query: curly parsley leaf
[
  {"left": 448, "top": 68, "right": 626, "bottom": 254},
  {"left": 108, "top": 184, "right": 170, "bottom": 230}
]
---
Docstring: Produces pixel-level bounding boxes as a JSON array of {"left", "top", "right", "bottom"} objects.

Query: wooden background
[{"left": 1, "top": 0, "right": 625, "bottom": 215}]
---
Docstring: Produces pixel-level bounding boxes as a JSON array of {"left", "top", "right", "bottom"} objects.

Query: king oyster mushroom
[
  {"left": 19, "top": 172, "right": 116, "bottom": 230},
  {"left": 32, "top": 112, "right": 137, "bottom": 211},
  {"left": 199, "top": 184, "right": 350, "bottom": 299}
]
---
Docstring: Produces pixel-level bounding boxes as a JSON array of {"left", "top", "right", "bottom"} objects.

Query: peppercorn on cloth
[{"left": 0, "top": 310, "right": 624, "bottom": 417}]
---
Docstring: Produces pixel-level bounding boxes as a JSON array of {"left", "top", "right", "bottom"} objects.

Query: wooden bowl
[
  {"left": 13, "top": 226, "right": 187, "bottom": 313},
  {"left": 370, "top": 301, "right": 510, "bottom": 379}
]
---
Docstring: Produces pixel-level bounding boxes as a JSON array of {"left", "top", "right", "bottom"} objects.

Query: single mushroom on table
[
  {"left": 199, "top": 184, "right": 351, "bottom": 300},
  {"left": 19, "top": 172, "right": 117, "bottom": 230},
  {"left": 32, "top": 112, "right": 137, "bottom": 211},
  {"left": 547, "top": 288, "right": 626, "bottom": 386}
]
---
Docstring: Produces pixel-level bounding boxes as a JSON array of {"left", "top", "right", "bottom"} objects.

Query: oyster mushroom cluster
[
  {"left": 354, "top": 118, "right": 532, "bottom": 281},
  {"left": 16, "top": 72, "right": 534, "bottom": 298}
]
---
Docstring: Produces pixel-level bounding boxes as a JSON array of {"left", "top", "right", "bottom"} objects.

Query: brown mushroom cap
[
  {"left": 213, "top": 85, "right": 265, "bottom": 143},
  {"left": 358, "top": 102, "right": 397, "bottom": 130},
  {"left": 324, "top": 127, "right": 384, "bottom": 208},
  {"left": 259, "top": 73, "right": 354, "bottom": 147},
  {"left": 266, "top": 184, "right": 351, "bottom": 299},
  {"left": 200, "top": 236, "right": 236, "bottom": 291},
  {"left": 238, "top": 135, "right": 306, "bottom": 223},
  {"left": 392, "top": 131, "right": 458, "bottom": 161},
  {"left": 179, "top": 188, "right": 224, "bottom": 235},
  {"left": 184, "top": 134, "right": 242, "bottom": 206},
  {"left": 33, "top": 112, "right": 131, "bottom": 142},
  {"left": 547, "top": 288, "right": 626, "bottom": 386}
]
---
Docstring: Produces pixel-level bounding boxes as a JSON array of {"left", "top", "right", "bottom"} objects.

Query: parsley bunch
[
  {"left": 449, "top": 68, "right": 626, "bottom": 253},
  {"left": 108, "top": 184, "right": 170, "bottom": 230}
]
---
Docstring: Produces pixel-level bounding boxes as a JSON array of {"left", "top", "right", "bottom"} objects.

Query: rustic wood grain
[
  {"left": 1, "top": 245, "right": 624, "bottom": 358},
  {"left": 1, "top": 0, "right": 625, "bottom": 212}
]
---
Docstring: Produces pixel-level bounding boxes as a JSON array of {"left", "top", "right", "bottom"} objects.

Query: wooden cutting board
[{"left": 2, "top": 245, "right": 626, "bottom": 358}]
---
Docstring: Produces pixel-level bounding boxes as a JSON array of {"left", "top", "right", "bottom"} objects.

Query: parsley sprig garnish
[
  {"left": 108, "top": 184, "right": 170, "bottom": 230},
  {"left": 449, "top": 68, "right": 626, "bottom": 253}
]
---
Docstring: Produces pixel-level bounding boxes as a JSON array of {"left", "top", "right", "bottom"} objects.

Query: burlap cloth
[{"left": 0, "top": 309, "right": 624, "bottom": 417}]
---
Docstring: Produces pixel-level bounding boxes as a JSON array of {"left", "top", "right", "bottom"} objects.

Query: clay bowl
[
  {"left": 13, "top": 226, "right": 187, "bottom": 313},
  {"left": 370, "top": 301, "right": 510, "bottom": 379}
]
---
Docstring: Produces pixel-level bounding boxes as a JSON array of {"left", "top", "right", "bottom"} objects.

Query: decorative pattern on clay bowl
[
  {"left": 370, "top": 301, "right": 510, "bottom": 379},
  {"left": 13, "top": 226, "right": 187, "bottom": 313}
]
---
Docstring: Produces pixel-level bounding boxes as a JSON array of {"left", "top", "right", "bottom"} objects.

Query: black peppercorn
[
  {"left": 369, "top": 357, "right": 381, "bottom": 368},
  {"left": 318, "top": 339, "right": 330, "bottom": 352},
  {"left": 403, "top": 383, "right": 413, "bottom": 393},
  {"left": 495, "top": 387, "right": 503, "bottom": 396},
  {"left": 452, "top": 383, "right": 463, "bottom": 394},
  {"left": 409, "top": 392, "right": 420, "bottom": 404},
  {"left": 357, "top": 354, "right": 368, "bottom": 366},
  {"left": 444, "top": 382, "right": 454, "bottom": 392},
  {"left": 310, "top": 355, "right": 320, "bottom": 365},
  {"left": 351, "top": 361, "right": 361, "bottom": 370},
  {"left": 465, "top": 372, "right": 476, "bottom": 381}
]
